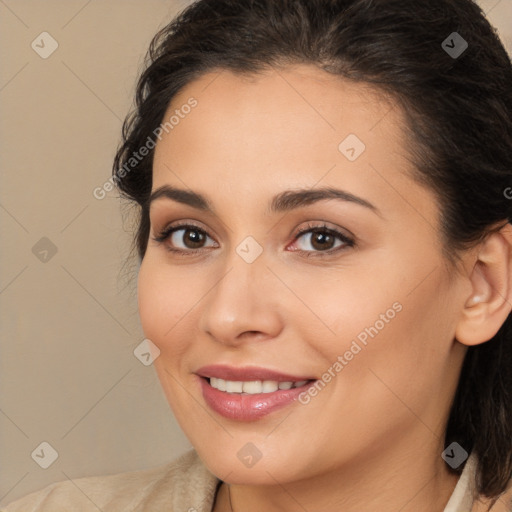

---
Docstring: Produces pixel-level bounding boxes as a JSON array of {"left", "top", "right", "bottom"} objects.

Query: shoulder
[{"left": 1, "top": 449, "right": 220, "bottom": 512}]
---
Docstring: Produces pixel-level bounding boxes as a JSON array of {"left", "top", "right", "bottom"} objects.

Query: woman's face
[{"left": 138, "top": 65, "right": 470, "bottom": 484}]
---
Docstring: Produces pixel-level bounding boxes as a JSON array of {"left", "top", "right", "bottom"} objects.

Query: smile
[
  {"left": 208, "top": 378, "right": 309, "bottom": 394},
  {"left": 195, "top": 365, "right": 317, "bottom": 421}
]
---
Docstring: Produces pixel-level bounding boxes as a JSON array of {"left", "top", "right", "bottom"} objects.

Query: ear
[{"left": 455, "top": 223, "right": 512, "bottom": 346}]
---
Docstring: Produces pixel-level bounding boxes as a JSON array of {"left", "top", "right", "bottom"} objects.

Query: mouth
[
  {"left": 196, "top": 364, "right": 316, "bottom": 383},
  {"left": 206, "top": 377, "right": 311, "bottom": 394},
  {"left": 195, "top": 365, "right": 317, "bottom": 421}
]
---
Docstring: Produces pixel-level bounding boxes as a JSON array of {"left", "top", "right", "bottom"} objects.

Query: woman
[{"left": 3, "top": 0, "right": 512, "bottom": 510}]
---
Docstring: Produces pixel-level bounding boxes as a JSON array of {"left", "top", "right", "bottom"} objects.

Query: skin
[{"left": 137, "top": 64, "right": 512, "bottom": 512}]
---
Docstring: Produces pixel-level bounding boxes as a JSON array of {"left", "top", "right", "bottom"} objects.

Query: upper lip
[{"left": 196, "top": 365, "right": 315, "bottom": 382}]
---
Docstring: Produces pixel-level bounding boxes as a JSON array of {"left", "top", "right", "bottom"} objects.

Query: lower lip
[{"left": 199, "top": 377, "right": 316, "bottom": 421}]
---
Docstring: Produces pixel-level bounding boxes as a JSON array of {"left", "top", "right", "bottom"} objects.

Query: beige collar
[
  {"left": 443, "top": 452, "right": 512, "bottom": 512},
  {"left": 443, "top": 453, "right": 477, "bottom": 511}
]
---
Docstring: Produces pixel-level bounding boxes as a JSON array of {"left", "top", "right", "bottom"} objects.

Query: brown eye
[
  {"left": 308, "top": 230, "right": 336, "bottom": 251},
  {"left": 152, "top": 223, "right": 217, "bottom": 253},
  {"left": 179, "top": 228, "right": 206, "bottom": 248},
  {"left": 291, "top": 224, "right": 355, "bottom": 256}
]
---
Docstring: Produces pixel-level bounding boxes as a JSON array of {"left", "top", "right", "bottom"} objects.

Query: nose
[{"left": 198, "top": 250, "right": 283, "bottom": 347}]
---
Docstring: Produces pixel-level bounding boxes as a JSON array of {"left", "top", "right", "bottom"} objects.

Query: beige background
[{"left": 0, "top": 0, "right": 511, "bottom": 505}]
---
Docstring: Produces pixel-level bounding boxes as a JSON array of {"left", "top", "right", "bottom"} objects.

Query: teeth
[
  {"left": 242, "top": 381, "right": 263, "bottom": 393},
  {"left": 210, "top": 377, "right": 226, "bottom": 391},
  {"left": 225, "top": 380, "right": 243, "bottom": 393},
  {"left": 209, "top": 378, "right": 306, "bottom": 394}
]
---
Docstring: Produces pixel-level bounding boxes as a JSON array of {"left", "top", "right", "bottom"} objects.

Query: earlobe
[{"left": 455, "top": 224, "right": 512, "bottom": 346}]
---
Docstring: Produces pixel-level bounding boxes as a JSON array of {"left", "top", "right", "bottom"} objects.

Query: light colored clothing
[
  {"left": 2, "top": 449, "right": 511, "bottom": 511},
  {"left": 444, "top": 453, "right": 512, "bottom": 512}
]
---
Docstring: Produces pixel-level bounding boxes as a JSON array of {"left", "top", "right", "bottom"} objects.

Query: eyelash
[{"left": 152, "top": 221, "right": 355, "bottom": 258}]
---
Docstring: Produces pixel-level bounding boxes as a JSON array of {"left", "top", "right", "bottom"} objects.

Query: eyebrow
[{"left": 148, "top": 185, "right": 380, "bottom": 216}]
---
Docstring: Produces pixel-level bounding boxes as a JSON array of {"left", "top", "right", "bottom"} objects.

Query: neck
[{"left": 215, "top": 437, "right": 461, "bottom": 512}]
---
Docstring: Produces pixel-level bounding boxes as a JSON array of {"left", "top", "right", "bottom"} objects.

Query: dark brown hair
[{"left": 113, "top": 0, "right": 512, "bottom": 504}]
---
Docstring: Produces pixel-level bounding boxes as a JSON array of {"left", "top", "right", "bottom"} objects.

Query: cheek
[
  {"left": 137, "top": 257, "right": 194, "bottom": 352},
  {"left": 137, "top": 261, "right": 165, "bottom": 341},
  {"left": 137, "top": 259, "right": 199, "bottom": 412},
  {"left": 298, "top": 257, "right": 456, "bottom": 392},
  {"left": 283, "top": 264, "right": 404, "bottom": 349},
  {"left": 350, "top": 269, "right": 458, "bottom": 409}
]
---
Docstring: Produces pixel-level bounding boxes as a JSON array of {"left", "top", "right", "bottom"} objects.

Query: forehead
[
  {"left": 151, "top": 64, "right": 438, "bottom": 229},
  {"left": 155, "top": 65, "right": 401, "bottom": 169}
]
